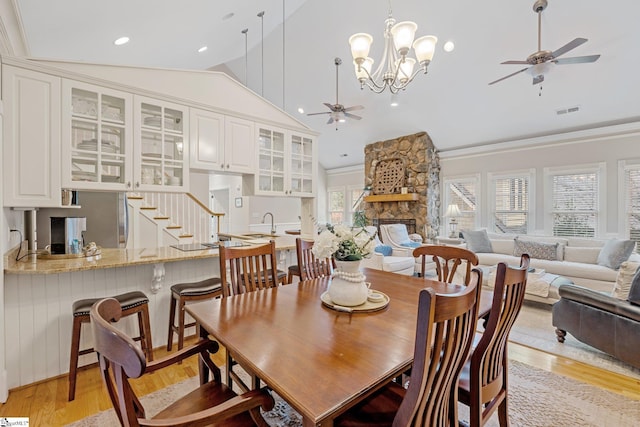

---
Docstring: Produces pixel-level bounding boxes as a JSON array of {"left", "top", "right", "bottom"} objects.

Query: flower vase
[{"left": 328, "top": 260, "right": 368, "bottom": 306}]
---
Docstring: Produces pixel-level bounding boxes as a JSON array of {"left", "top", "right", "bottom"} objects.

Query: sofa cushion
[
  {"left": 490, "top": 239, "right": 515, "bottom": 255},
  {"left": 564, "top": 246, "right": 600, "bottom": 264},
  {"left": 381, "top": 256, "right": 415, "bottom": 272},
  {"left": 597, "top": 239, "right": 636, "bottom": 270},
  {"left": 614, "top": 261, "right": 640, "bottom": 299},
  {"left": 566, "top": 237, "right": 606, "bottom": 248},
  {"left": 627, "top": 266, "right": 640, "bottom": 306},
  {"left": 462, "top": 229, "right": 493, "bottom": 253},
  {"left": 374, "top": 245, "right": 393, "bottom": 256},
  {"left": 400, "top": 241, "right": 421, "bottom": 248},
  {"left": 513, "top": 238, "right": 559, "bottom": 261}
]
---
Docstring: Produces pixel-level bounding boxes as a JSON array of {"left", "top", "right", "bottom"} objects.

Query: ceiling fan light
[
  {"left": 349, "top": 33, "right": 373, "bottom": 61},
  {"left": 390, "top": 21, "right": 417, "bottom": 56},
  {"left": 395, "top": 57, "right": 416, "bottom": 82},
  {"left": 529, "top": 61, "right": 553, "bottom": 76},
  {"left": 413, "top": 35, "right": 438, "bottom": 64}
]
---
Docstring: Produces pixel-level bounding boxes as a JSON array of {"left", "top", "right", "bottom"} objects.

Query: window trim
[
  {"left": 543, "top": 163, "right": 606, "bottom": 237},
  {"left": 442, "top": 174, "right": 481, "bottom": 235},
  {"left": 618, "top": 159, "right": 640, "bottom": 243},
  {"left": 488, "top": 169, "right": 535, "bottom": 234}
]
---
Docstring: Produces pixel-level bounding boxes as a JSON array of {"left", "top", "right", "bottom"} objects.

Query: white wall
[{"left": 440, "top": 123, "right": 640, "bottom": 236}]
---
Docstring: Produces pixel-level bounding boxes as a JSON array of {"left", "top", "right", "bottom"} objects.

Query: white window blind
[
  {"left": 445, "top": 177, "right": 478, "bottom": 232},
  {"left": 492, "top": 176, "right": 529, "bottom": 234},
  {"left": 551, "top": 172, "right": 598, "bottom": 237},
  {"left": 624, "top": 166, "right": 640, "bottom": 250}
]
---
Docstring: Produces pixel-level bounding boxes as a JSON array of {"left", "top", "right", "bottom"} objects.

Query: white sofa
[{"left": 462, "top": 231, "right": 640, "bottom": 304}]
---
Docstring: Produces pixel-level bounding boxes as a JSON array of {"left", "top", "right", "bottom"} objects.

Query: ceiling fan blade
[
  {"left": 343, "top": 105, "right": 364, "bottom": 112},
  {"left": 327, "top": 117, "right": 334, "bottom": 125},
  {"left": 307, "top": 111, "right": 331, "bottom": 116},
  {"left": 553, "top": 54, "right": 601, "bottom": 65},
  {"left": 501, "top": 60, "right": 530, "bottom": 65},
  {"left": 344, "top": 112, "right": 362, "bottom": 120},
  {"left": 551, "top": 37, "right": 588, "bottom": 58},
  {"left": 488, "top": 67, "right": 530, "bottom": 85},
  {"left": 532, "top": 74, "right": 544, "bottom": 85},
  {"left": 323, "top": 102, "right": 338, "bottom": 112}
]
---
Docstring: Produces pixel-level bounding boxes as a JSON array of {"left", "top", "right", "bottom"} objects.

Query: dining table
[{"left": 186, "top": 267, "right": 493, "bottom": 427}]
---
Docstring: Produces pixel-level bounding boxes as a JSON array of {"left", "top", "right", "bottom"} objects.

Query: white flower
[{"left": 312, "top": 223, "right": 376, "bottom": 261}]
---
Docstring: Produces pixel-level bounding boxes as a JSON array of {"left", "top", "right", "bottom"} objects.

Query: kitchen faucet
[{"left": 262, "top": 212, "right": 276, "bottom": 235}]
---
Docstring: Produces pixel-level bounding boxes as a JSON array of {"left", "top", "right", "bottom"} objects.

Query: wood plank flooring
[{"left": 0, "top": 338, "right": 638, "bottom": 426}]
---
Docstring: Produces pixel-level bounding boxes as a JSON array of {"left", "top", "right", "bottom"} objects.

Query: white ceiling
[{"left": 11, "top": 0, "right": 640, "bottom": 170}]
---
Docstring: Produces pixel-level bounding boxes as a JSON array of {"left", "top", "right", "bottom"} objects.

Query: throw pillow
[
  {"left": 461, "top": 229, "right": 493, "bottom": 253},
  {"left": 614, "top": 261, "right": 640, "bottom": 299},
  {"left": 400, "top": 241, "right": 421, "bottom": 248},
  {"left": 513, "top": 238, "right": 559, "bottom": 261},
  {"left": 628, "top": 266, "right": 640, "bottom": 306},
  {"left": 597, "top": 239, "right": 636, "bottom": 270},
  {"left": 374, "top": 245, "right": 393, "bottom": 256}
]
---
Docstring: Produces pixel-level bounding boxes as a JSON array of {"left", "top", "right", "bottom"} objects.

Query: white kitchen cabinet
[
  {"left": 61, "top": 80, "right": 133, "bottom": 191},
  {"left": 134, "top": 96, "right": 189, "bottom": 191},
  {"left": 3, "top": 65, "right": 62, "bottom": 207},
  {"left": 252, "top": 124, "right": 316, "bottom": 197},
  {"left": 189, "top": 109, "right": 254, "bottom": 174}
]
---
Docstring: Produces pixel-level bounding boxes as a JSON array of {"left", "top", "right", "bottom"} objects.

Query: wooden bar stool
[
  {"left": 68, "top": 290, "right": 152, "bottom": 401},
  {"left": 166, "top": 277, "right": 223, "bottom": 352}
]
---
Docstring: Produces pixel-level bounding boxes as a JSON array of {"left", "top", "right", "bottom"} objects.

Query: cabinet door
[
  {"left": 256, "top": 125, "right": 286, "bottom": 195},
  {"left": 3, "top": 66, "right": 61, "bottom": 207},
  {"left": 189, "top": 108, "right": 224, "bottom": 171},
  {"left": 288, "top": 132, "right": 316, "bottom": 196},
  {"left": 61, "top": 80, "right": 133, "bottom": 191},
  {"left": 225, "top": 116, "right": 255, "bottom": 173},
  {"left": 134, "top": 96, "right": 189, "bottom": 191}
]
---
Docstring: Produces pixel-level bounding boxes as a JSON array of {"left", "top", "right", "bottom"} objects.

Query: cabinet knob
[
  {"left": 127, "top": 181, "right": 132, "bottom": 188},
  {"left": 226, "top": 164, "right": 230, "bottom": 169},
  {"left": 135, "top": 181, "right": 140, "bottom": 188}
]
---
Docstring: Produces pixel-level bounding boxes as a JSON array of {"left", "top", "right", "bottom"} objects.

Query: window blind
[
  {"left": 624, "top": 167, "right": 640, "bottom": 250},
  {"left": 551, "top": 172, "right": 598, "bottom": 237},
  {"left": 446, "top": 179, "right": 477, "bottom": 231},
  {"left": 493, "top": 176, "right": 529, "bottom": 234}
]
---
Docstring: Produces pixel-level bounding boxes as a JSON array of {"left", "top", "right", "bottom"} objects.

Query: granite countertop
[{"left": 4, "top": 235, "right": 298, "bottom": 275}]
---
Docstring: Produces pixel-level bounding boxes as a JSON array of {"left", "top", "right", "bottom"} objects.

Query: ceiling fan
[
  {"left": 489, "top": 0, "right": 601, "bottom": 86},
  {"left": 307, "top": 57, "right": 364, "bottom": 125}
]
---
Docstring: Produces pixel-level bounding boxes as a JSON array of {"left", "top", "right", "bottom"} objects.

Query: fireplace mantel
[{"left": 364, "top": 193, "right": 419, "bottom": 202}]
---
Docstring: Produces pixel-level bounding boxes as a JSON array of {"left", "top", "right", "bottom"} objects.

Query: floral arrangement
[{"left": 312, "top": 224, "right": 376, "bottom": 261}]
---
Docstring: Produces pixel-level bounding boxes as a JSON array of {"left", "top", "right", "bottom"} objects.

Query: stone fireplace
[{"left": 363, "top": 132, "right": 440, "bottom": 242}]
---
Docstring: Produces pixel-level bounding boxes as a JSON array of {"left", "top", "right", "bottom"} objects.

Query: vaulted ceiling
[{"left": 10, "top": 0, "right": 640, "bottom": 169}]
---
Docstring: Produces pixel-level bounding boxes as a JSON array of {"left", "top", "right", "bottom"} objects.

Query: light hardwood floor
[{"left": 1, "top": 338, "right": 638, "bottom": 426}]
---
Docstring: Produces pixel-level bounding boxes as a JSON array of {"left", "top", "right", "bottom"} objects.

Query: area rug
[
  {"left": 509, "top": 301, "right": 640, "bottom": 380},
  {"left": 66, "top": 360, "right": 639, "bottom": 427}
]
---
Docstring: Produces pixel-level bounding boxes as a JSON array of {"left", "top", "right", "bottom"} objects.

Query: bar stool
[
  {"left": 167, "top": 277, "right": 223, "bottom": 352},
  {"left": 68, "top": 290, "right": 153, "bottom": 401},
  {"left": 287, "top": 265, "right": 301, "bottom": 284}
]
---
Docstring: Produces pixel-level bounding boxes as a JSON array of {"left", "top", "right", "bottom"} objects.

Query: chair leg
[
  {"left": 167, "top": 294, "right": 177, "bottom": 351},
  {"left": 68, "top": 316, "right": 84, "bottom": 401},
  {"left": 287, "top": 271, "right": 293, "bottom": 284},
  {"left": 497, "top": 397, "right": 510, "bottom": 427},
  {"left": 138, "top": 304, "right": 154, "bottom": 361},
  {"left": 177, "top": 298, "right": 186, "bottom": 351},
  {"left": 226, "top": 352, "right": 233, "bottom": 388}
]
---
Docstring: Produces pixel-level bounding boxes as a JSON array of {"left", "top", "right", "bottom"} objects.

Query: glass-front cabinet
[
  {"left": 135, "top": 96, "right": 188, "bottom": 191},
  {"left": 62, "top": 81, "right": 132, "bottom": 190},
  {"left": 254, "top": 124, "right": 316, "bottom": 196}
]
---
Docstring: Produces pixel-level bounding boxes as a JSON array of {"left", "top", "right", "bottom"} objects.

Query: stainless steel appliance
[{"left": 49, "top": 217, "right": 86, "bottom": 254}]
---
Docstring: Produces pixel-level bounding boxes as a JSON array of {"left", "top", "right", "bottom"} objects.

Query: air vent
[{"left": 556, "top": 105, "right": 580, "bottom": 115}]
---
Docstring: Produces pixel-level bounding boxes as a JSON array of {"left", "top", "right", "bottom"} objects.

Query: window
[
  {"left": 545, "top": 164, "right": 605, "bottom": 237},
  {"left": 327, "top": 186, "right": 364, "bottom": 225},
  {"left": 489, "top": 170, "right": 533, "bottom": 234},
  {"left": 328, "top": 188, "right": 345, "bottom": 224},
  {"left": 443, "top": 175, "right": 480, "bottom": 233},
  {"left": 621, "top": 161, "right": 640, "bottom": 250}
]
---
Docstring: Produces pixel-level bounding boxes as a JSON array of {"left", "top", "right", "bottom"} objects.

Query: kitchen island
[{"left": 3, "top": 236, "right": 298, "bottom": 390}]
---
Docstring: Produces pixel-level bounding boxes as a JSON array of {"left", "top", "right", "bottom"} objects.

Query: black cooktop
[{"left": 170, "top": 241, "right": 249, "bottom": 251}]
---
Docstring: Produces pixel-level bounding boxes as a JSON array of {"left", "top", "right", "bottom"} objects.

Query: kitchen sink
[{"left": 239, "top": 232, "right": 279, "bottom": 238}]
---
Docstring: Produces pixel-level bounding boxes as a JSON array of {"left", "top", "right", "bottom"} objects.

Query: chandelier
[{"left": 348, "top": 3, "right": 437, "bottom": 94}]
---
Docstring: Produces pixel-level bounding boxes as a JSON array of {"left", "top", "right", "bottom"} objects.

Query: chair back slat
[
  {"left": 219, "top": 241, "right": 279, "bottom": 296},
  {"left": 395, "top": 268, "right": 482, "bottom": 426},
  {"left": 413, "top": 245, "right": 479, "bottom": 285},
  {"left": 296, "top": 238, "right": 333, "bottom": 281}
]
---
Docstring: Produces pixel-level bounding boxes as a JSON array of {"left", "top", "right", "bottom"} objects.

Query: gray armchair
[{"left": 552, "top": 275, "right": 640, "bottom": 369}]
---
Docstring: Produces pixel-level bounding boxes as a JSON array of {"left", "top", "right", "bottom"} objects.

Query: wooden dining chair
[
  {"left": 90, "top": 297, "right": 275, "bottom": 427},
  {"left": 413, "top": 245, "right": 479, "bottom": 285},
  {"left": 456, "top": 254, "right": 530, "bottom": 427},
  {"left": 334, "top": 268, "right": 482, "bottom": 427},
  {"left": 218, "top": 240, "right": 281, "bottom": 392},
  {"left": 295, "top": 237, "right": 334, "bottom": 281}
]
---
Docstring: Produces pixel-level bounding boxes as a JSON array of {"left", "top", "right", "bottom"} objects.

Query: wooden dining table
[{"left": 186, "top": 267, "right": 493, "bottom": 427}]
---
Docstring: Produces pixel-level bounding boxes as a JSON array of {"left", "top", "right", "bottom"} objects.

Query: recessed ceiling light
[
  {"left": 222, "top": 12, "right": 235, "bottom": 21},
  {"left": 443, "top": 41, "right": 455, "bottom": 52},
  {"left": 114, "top": 36, "right": 130, "bottom": 46},
  {"left": 198, "top": 46, "right": 208, "bottom": 53},
  {"left": 339, "top": 153, "right": 348, "bottom": 157},
  {"left": 297, "top": 107, "right": 305, "bottom": 114}
]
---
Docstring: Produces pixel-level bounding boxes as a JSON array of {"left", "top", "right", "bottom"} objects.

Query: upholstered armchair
[
  {"left": 360, "top": 226, "right": 416, "bottom": 275},
  {"left": 378, "top": 224, "right": 430, "bottom": 275}
]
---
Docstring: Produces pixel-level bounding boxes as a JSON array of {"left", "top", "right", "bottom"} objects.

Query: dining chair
[
  {"left": 334, "top": 268, "right": 482, "bottom": 427},
  {"left": 456, "top": 254, "right": 530, "bottom": 427},
  {"left": 413, "top": 245, "right": 479, "bottom": 285},
  {"left": 295, "top": 237, "right": 334, "bottom": 281},
  {"left": 90, "top": 297, "right": 275, "bottom": 427},
  {"left": 218, "top": 240, "right": 280, "bottom": 392}
]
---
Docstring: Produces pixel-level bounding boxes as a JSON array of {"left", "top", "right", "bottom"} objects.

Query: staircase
[{"left": 126, "top": 192, "right": 224, "bottom": 249}]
